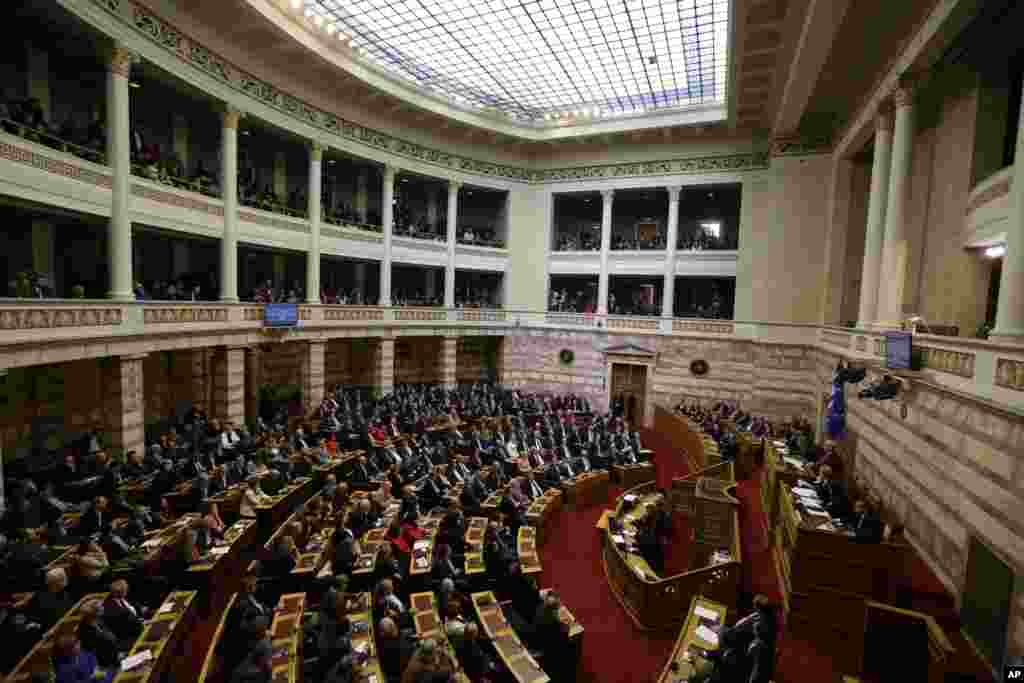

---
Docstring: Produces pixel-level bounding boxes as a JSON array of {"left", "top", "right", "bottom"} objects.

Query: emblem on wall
[
  {"left": 690, "top": 359, "right": 710, "bottom": 376},
  {"left": 559, "top": 349, "right": 575, "bottom": 365}
]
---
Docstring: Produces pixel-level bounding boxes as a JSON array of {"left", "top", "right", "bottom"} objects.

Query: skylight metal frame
[{"left": 303, "top": 0, "right": 731, "bottom": 124}]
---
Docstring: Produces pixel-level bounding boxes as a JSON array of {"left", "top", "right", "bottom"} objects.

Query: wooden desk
[
  {"left": 188, "top": 518, "right": 257, "bottom": 574},
  {"left": 656, "top": 596, "right": 728, "bottom": 683},
  {"left": 7, "top": 592, "right": 110, "bottom": 682},
  {"left": 470, "top": 591, "right": 549, "bottom": 683},
  {"left": 269, "top": 593, "right": 305, "bottom": 683},
  {"left": 517, "top": 526, "right": 542, "bottom": 577},
  {"left": 612, "top": 462, "right": 656, "bottom": 489},
  {"left": 256, "top": 476, "right": 316, "bottom": 534},
  {"left": 197, "top": 592, "right": 238, "bottom": 683},
  {"left": 409, "top": 513, "right": 443, "bottom": 577},
  {"left": 464, "top": 517, "right": 488, "bottom": 576},
  {"left": 342, "top": 593, "right": 384, "bottom": 683},
  {"left": 562, "top": 470, "right": 610, "bottom": 511},
  {"left": 114, "top": 590, "right": 197, "bottom": 683},
  {"left": 525, "top": 489, "right": 561, "bottom": 546},
  {"left": 603, "top": 482, "right": 740, "bottom": 630},
  {"left": 408, "top": 592, "right": 470, "bottom": 683}
]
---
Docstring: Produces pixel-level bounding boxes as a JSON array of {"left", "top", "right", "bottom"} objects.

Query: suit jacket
[
  {"left": 54, "top": 650, "right": 109, "bottom": 683},
  {"left": 76, "top": 507, "right": 111, "bottom": 537},
  {"left": 351, "top": 463, "right": 372, "bottom": 484},
  {"left": 78, "top": 620, "right": 121, "bottom": 668},
  {"left": 102, "top": 596, "right": 145, "bottom": 643},
  {"left": 850, "top": 512, "right": 884, "bottom": 543},
  {"left": 29, "top": 589, "right": 73, "bottom": 630}
]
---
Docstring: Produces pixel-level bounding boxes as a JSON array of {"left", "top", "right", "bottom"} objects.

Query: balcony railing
[
  {"left": 0, "top": 300, "right": 1019, "bottom": 410},
  {"left": 1, "top": 118, "right": 106, "bottom": 165},
  {"left": 131, "top": 164, "right": 221, "bottom": 199}
]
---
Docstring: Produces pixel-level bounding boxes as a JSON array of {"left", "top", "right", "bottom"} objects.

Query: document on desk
[
  {"left": 783, "top": 457, "right": 805, "bottom": 469},
  {"left": 804, "top": 508, "right": 830, "bottom": 518},
  {"left": 209, "top": 546, "right": 230, "bottom": 556},
  {"left": 413, "top": 540, "right": 430, "bottom": 550},
  {"left": 695, "top": 625, "right": 720, "bottom": 646},
  {"left": 792, "top": 486, "right": 817, "bottom": 497},
  {"left": 694, "top": 605, "right": 720, "bottom": 623},
  {"left": 157, "top": 602, "right": 176, "bottom": 614},
  {"left": 611, "top": 534, "right": 625, "bottom": 544},
  {"left": 122, "top": 649, "right": 153, "bottom": 671}
]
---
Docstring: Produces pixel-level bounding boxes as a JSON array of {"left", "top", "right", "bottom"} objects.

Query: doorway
[{"left": 610, "top": 362, "right": 648, "bottom": 426}]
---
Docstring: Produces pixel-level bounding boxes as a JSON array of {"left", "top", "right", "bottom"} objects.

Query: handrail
[
  {"left": 1, "top": 118, "right": 107, "bottom": 165},
  {"left": 864, "top": 600, "right": 956, "bottom": 661},
  {"left": 131, "top": 164, "right": 221, "bottom": 199}
]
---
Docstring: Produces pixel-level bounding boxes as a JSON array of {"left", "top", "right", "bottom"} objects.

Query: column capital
[
  {"left": 383, "top": 164, "right": 397, "bottom": 180},
  {"left": 222, "top": 107, "right": 243, "bottom": 130},
  {"left": 874, "top": 104, "right": 893, "bottom": 133},
  {"left": 107, "top": 45, "right": 136, "bottom": 78},
  {"left": 600, "top": 189, "right": 615, "bottom": 202},
  {"left": 449, "top": 179, "right": 463, "bottom": 191},
  {"left": 891, "top": 79, "right": 917, "bottom": 109},
  {"left": 666, "top": 185, "right": 682, "bottom": 201},
  {"left": 309, "top": 141, "right": 323, "bottom": 160}
]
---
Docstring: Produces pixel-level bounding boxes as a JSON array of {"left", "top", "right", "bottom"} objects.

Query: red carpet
[{"left": 534, "top": 428, "right": 690, "bottom": 683}]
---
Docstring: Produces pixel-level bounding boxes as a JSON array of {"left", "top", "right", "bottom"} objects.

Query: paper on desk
[
  {"left": 792, "top": 486, "right": 817, "bottom": 497},
  {"left": 694, "top": 605, "right": 720, "bottom": 623},
  {"left": 122, "top": 649, "right": 153, "bottom": 671},
  {"left": 817, "top": 521, "right": 838, "bottom": 532},
  {"left": 783, "top": 457, "right": 805, "bottom": 469},
  {"left": 415, "top": 557, "right": 428, "bottom": 569},
  {"left": 623, "top": 494, "right": 638, "bottom": 503},
  {"left": 413, "top": 540, "right": 430, "bottom": 550},
  {"left": 804, "top": 508, "right": 830, "bottom": 518},
  {"left": 157, "top": 602, "right": 175, "bottom": 614},
  {"left": 353, "top": 640, "right": 369, "bottom": 654},
  {"left": 695, "top": 625, "right": 719, "bottom": 646},
  {"left": 209, "top": 546, "right": 230, "bottom": 556},
  {"left": 611, "top": 534, "right": 625, "bottom": 544}
]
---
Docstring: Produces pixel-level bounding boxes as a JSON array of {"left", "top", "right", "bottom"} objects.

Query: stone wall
[
  {"left": 260, "top": 341, "right": 304, "bottom": 389},
  {"left": 456, "top": 337, "right": 499, "bottom": 383},
  {"left": 501, "top": 329, "right": 818, "bottom": 421},
  {"left": 395, "top": 337, "right": 442, "bottom": 385},
  {"left": 814, "top": 350, "right": 1024, "bottom": 665}
]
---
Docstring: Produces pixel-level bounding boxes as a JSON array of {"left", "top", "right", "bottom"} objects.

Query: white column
[
  {"left": 876, "top": 84, "right": 915, "bottom": 329},
  {"left": 306, "top": 141, "right": 322, "bottom": 304},
  {"left": 597, "top": 189, "right": 614, "bottom": 315},
  {"left": 355, "top": 169, "right": 368, "bottom": 222},
  {"left": 220, "top": 107, "right": 240, "bottom": 302},
  {"left": 445, "top": 180, "right": 461, "bottom": 308},
  {"left": 857, "top": 107, "right": 893, "bottom": 328},
  {"left": 106, "top": 45, "right": 134, "bottom": 301},
  {"left": 662, "top": 186, "right": 682, "bottom": 318},
  {"left": 380, "top": 165, "right": 395, "bottom": 305},
  {"left": 991, "top": 74, "right": 1024, "bottom": 344}
]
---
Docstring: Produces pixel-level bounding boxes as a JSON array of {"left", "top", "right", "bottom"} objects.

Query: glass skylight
[{"left": 304, "top": 0, "right": 730, "bottom": 122}]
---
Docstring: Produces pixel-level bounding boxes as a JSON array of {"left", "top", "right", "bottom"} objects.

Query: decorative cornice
[
  {"left": 769, "top": 135, "right": 831, "bottom": 157},
  {"left": 532, "top": 152, "right": 771, "bottom": 183},
  {"left": 966, "top": 177, "right": 1011, "bottom": 215},
  {"left": 0, "top": 140, "right": 112, "bottom": 188},
  {"left": 86, "top": 0, "right": 774, "bottom": 185},
  {"left": 131, "top": 183, "right": 224, "bottom": 216},
  {"left": 108, "top": 44, "right": 134, "bottom": 77},
  {"left": 0, "top": 307, "right": 123, "bottom": 330}
]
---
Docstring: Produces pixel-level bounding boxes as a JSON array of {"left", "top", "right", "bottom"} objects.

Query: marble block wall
[
  {"left": 212, "top": 348, "right": 245, "bottom": 426},
  {"left": 456, "top": 337, "right": 498, "bottom": 384},
  {"left": 395, "top": 338, "right": 442, "bottom": 385},
  {"left": 260, "top": 342, "right": 304, "bottom": 389},
  {"left": 102, "top": 355, "right": 145, "bottom": 459},
  {"left": 441, "top": 337, "right": 457, "bottom": 389},
  {"left": 815, "top": 351, "right": 1024, "bottom": 665},
  {"left": 300, "top": 342, "right": 326, "bottom": 416},
  {"left": 501, "top": 329, "right": 818, "bottom": 420},
  {"left": 377, "top": 339, "right": 394, "bottom": 396}
]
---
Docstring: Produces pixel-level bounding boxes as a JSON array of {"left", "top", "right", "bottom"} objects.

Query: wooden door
[{"left": 610, "top": 363, "right": 647, "bottom": 426}]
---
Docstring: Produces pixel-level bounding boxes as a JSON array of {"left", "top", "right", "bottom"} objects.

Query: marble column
[
  {"left": 597, "top": 189, "right": 614, "bottom": 315},
  {"left": 172, "top": 113, "right": 190, "bottom": 175},
  {"left": 661, "top": 186, "right": 682, "bottom": 318},
  {"left": 104, "top": 354, "right": 146, "bottom": 459},
  {"left": 212, "top": 346, "right": 246, "bottom": 426},
  {"left": 857, "top": 106, "right": 894, "bottom": 328},
  {"left": 106, "top": 45, "right": 134, "bottom": 301},
  {"left": 445, "top": 181, "right": 461, "bottom": 308},
  {"left": 245, "top": 347, "right": 261, "bottom": 429},
  {"left": 355, "top": 169, "right": 369, "bottom": 222},
  {"left": 876, "top": 83, "right": 915, "bottom": 329},
  {"left": 380, "top": 165, "right": 395, "bottom": 306},
  {"left": 301, "top": 341, "right": 326, "bottom": 415},
  {"left": 273, "top": 150, "right": 287, "bottom": 201},
  {"left": 441, "top": 336, "right": 458, "bottom": 389},
  {"left": 306, "top": 142, "right": 323, "bottom": 304},
  {"left": 376, "top": 338, "right": 395, "bottom": 397},
  {"left": 220, "top": 107, "right": 240, "bottom": 302},
  {"left": 991, "top": 73, "right": 1024, "bottom": 344}
]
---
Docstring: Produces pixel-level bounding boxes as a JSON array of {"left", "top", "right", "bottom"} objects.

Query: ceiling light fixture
[{"left": 985, "top": 245, "right": 1006, "bottom": 258}]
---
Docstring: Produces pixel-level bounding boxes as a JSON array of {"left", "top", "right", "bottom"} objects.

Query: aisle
[{"left": 536, "top": 428, "right": 689, "bottom": 683}]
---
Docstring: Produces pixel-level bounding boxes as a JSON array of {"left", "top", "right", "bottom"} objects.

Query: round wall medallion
[
  {"left": 690, "top": 359, "right": 710, "bottom": 376},
  {"left": 559, "top": 349, "right": 575, "bottom": 365}
]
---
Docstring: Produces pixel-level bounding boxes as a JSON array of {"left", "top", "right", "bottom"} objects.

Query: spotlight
[{"left": 985, "top": 245, "right": 1006, "bottom": 258}]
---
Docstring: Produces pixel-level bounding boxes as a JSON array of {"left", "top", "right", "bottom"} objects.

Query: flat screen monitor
[
  {"left": 264, "top": 303, "right": 298, "bottom": 328},
  {"left": 884, "top": 331, "right": 912, "bottom": 370}
]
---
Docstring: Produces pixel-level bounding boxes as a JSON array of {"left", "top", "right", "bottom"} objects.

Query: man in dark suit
[
  {"left": 229, "top": 639, "right": 273, "bottom": 683},
  {"left": 531, "top": 592, "right": 572, "bottom": 677},
  {"left": 377, "top": 617, "right": 414, "bottom": 683},
  {"left": 350, "top": 456, "right": 373, "bottom": 485},
  {"left": 76, "top": 496, "right": 112, "bottom": 538},
  {"left": 77, "top": 599, "right": 121, "bottom": 668},
  {"left": 637, "top": 514, "right": 664, "bottom": 576},
  {"left": 28, "top": 567, "right": 73, "bottom": 630},
  {"left": 103, "top": 579, "right": 147, "bottom": 646},
  {"left": 847, "top": 499, "right": 884, "bottom": 543}
]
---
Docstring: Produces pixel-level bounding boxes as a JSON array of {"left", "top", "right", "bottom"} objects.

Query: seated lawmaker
[
  {"left": 229, "top": 639, "right": 273, "bottom": 683},
  {"left": 77, "top": 599, "right": 121, "bottom": 669},
  {"left": 264, "top": 535, "right": 298, "bottom": 577},
  {"left": 846, "top": 498, "right": 884, "bottom": 543},
  {"left": 103, "top": 579, "right": 147, "bottom": 646},
  {"left": 377, "top": 617, "right": 414, "bottom": 683},
  {"left": 240, "top": 476, "right": 272, "bottom": 519},
  {"left": 814, "top": 465, "right": 849, "bottom": 517},
  {"left": 28, "top": 567, "right": 73, "bottom": 630}
]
